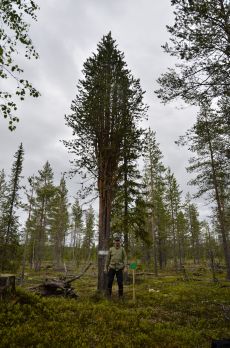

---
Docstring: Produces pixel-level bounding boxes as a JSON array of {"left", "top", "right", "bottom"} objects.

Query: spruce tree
[
  {"left": 64, "top": 32, "right": 147, "bottom": 291},
  {"left": 143, "top": 129, "right": 168, "bottom": 273},
  {"left": 6, "top": 143, "right": 24, "bottom": 234},
  {"left": 1, "top": 143, "right": 24, "bottom": 271},
  {"left": 27, "top": 161, "right": 56, "bottom": 271},
  {"left": 111, "top": 129, "right": 144, "bottom": 252},
  {"left": 49, "top": 176, "right": 69, "bottom": 268},
  {"left": 0, "top": 169, "right": 8, "bottom": 269}
]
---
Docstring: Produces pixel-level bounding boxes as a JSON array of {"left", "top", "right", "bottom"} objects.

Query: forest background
[
  {"left": 0, "top": 1, "right": 230, "bottom": 347},
  {"left": 0, "top": 0, "right": 229, "bottom": 287}
]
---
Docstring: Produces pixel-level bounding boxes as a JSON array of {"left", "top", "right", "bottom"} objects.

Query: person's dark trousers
[{"left": 107, "top": 268, "right": 123, "bottom": 297}]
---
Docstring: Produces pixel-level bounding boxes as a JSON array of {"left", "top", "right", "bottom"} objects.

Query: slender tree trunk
[
  {"left": 196, "top": 239, "right": 200, "bottom": 264},
  {"left": 34, "top": 198, "right": 46, "bottom": 271},
  {"left": 178, "top": 239, "right": 182, "bottom": 269},
  {"left": 172, "top": 221, "right": 178, "bottom": 271},
  {"left": 170, "top": 203, "right": 178, "bottom": 271},
  {"left": 21, "top": 178, "right": 34, "bottom": 282},
  {"left": 21, "top": 228, "right": 29, "bottom": 283},
  {"left": 149, "top": 156, "right": 158, "bottom": 276},
  {"left": 151, "top": 217, "right": 158, "bottom": 277},
  {"left": 54, "top": 232, "right": 62, "bottom": 268},
  {"left": 124, "top": 166, "right": 129, "bottom": 251},
  {"left": 29, "top": 238, "right": 35, "bottom": 270},
  {"left": 122, "top": 151, "right": 131, "bottom": 252},
  {"left": 158, "top": 237, "right": 163, "bottom": 269},
  {"left": 188, "top": 205, "right": 196, "bottom": 265},
  {"left": 204, "top": 116, "right": 230, "bottom": 279},
  {"left": 72, "top": 228, "right": 76, "bottom": 262}
]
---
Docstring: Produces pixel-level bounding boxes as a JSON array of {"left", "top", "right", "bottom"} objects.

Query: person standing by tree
[{"left": 105, "top": 233, "right": 127, "bottom": 298}]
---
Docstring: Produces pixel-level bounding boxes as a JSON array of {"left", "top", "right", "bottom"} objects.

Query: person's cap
[{"left": 113, "top": 233, "right": 121, "bottom": 241}]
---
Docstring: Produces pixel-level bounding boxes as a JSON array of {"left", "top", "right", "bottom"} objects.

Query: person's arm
[{"left": 123, "top": 248, "right": 128, "bottom": 272}]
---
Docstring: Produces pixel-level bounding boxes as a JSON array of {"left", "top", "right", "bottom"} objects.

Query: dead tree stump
[
  {"left": 0, "top": 274, "right": 16, "bottom": 299},
  {"left": 29, "top": 262, "right": 92, "bottom": 298}
]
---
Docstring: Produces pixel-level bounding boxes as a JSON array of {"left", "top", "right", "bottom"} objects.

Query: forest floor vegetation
[{"left": 0, "top": 266, "right": 230, "bottom": 347}]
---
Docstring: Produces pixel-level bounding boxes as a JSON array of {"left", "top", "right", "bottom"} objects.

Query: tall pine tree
[
  {"left": 178, "top": 104, "right": 230, "bottom": 278},
  {"left": 64, "top": 32, "right": 147, "bottom": 291}
]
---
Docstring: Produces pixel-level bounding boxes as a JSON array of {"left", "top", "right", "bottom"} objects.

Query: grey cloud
[{"left": 0, "top": 0, "right": 212, "bottom": 219}]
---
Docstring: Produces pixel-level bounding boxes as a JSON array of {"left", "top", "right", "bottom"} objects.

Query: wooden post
[
  {"left": 132, "top": 269, "right": 135, "bottom": 301},
  {"left": 130, "top": 261, "right": 137, "bottom": 302}
]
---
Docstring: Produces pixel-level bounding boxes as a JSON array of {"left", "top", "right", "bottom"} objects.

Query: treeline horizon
[{"left": 0, "top": 132, "right": 225, "bottom": 280}]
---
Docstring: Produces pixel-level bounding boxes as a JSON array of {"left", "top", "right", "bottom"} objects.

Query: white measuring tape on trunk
[{"left": 98, "top": 250, "right": 109, "bottom": 255}]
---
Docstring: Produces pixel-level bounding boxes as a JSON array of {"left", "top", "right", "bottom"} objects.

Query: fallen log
[
  {"left": 29, "top": 262, "right": 92, "bottom": 298},
  {"left": 64, "top": 262, "right": 92, "bottom": 284}
]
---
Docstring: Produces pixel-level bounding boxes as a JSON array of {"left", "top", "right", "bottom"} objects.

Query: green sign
[{"left": 130, "top": 262, "right": 137, "bottom": 270}]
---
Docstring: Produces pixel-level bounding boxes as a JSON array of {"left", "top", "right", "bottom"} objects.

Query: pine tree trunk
[
  {"left": 205, "top": 118, "right": 230, "bottom": 279},
  {"left": 170, "top": 204, "right": 178, "bottom": 272},
  {"left": 54, "top": 232, "right": 62, "bottom": 268},
  {"left": 178, "top": 239, "right": 183, "bottom": 270},
  {"left": 21, "top": 181, "right": 34, "bottom": 282},
  {"left": 21, "top": 227, "right": 29, "bottom": 283},
  {"left": 97, "top": 176, "right": 112, "bottom": 292},
  {"left": 124, "top": 198, "right": 129, "bottom": 252},
  {"left": 123, "top": 157, "right": 129, "bottom": 251}
]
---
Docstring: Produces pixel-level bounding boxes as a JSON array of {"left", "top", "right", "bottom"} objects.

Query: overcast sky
[{"left": 1, "top": 0, "right": 212, "bottom": 220}]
